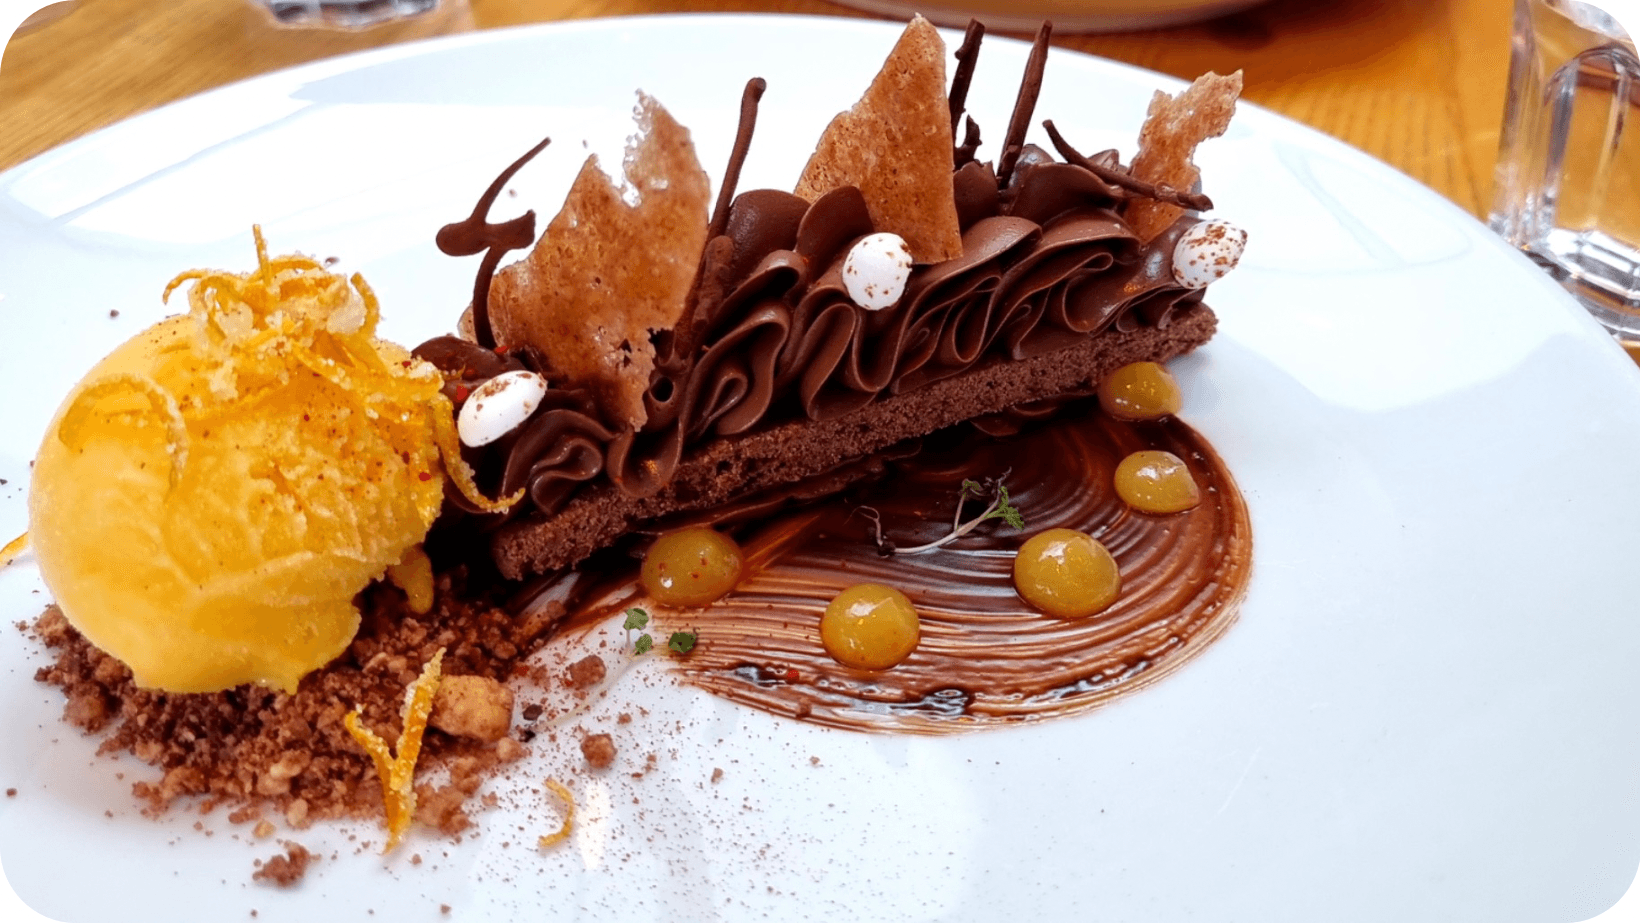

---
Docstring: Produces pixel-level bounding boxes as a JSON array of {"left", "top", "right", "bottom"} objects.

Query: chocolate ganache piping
[{"left": 415, "top": 27, "right": 1216, "bottom": 533}]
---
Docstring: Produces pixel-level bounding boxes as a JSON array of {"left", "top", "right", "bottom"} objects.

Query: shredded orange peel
[
  {"left": 538, "top": 778, "right": 575, "bottom": 848},
  {"left": 345, "top": 647, "right": 445, "bottom": 853},
  {"left": 386, "top": 545, "right": 436, "bottom": 615},
  {"left": 150, "top": 225, "right": 517, "bottom": 513},
  {"left": 0, "top": 532, "right": 27, "bottom": 568}
]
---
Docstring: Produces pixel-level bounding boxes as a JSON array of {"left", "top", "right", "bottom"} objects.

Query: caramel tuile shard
[
  {"left": 345, "top": 648, "right": 445, "bottom": 853},
  {"left": 488, "top": 94, "right": 711, "bottom": 430},
  {"left": 793, "top": 14, "right": 962, "bottom": 263},
  {"left": 1123, "top": 71, "right": 1242, "bottom": 243}
]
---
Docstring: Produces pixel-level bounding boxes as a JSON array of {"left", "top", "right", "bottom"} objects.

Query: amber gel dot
[
  {"left": 820, "top": 583, "right": 920, "bottom": 670},
  {"left": 641, "top": 526, "right": 744, "bottom": 607},
  {"left": 1097, "top": 361, "right": 1182, "bottom": 421},
  {"left": 1114, "top": 450, "right": 1201, "bottom": 514},
  {"left": 1012, "top": 528, "right": 1121, "bottom": 618}
]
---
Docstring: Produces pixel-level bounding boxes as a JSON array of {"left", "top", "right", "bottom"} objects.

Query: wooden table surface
[{"left": 2, "top": 0, "right": 1510, "bottom": 217}]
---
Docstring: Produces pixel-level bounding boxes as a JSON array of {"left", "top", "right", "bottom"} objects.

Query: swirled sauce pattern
[{"left": 557, "top": 407, "right": 1250, "bottom": 734}]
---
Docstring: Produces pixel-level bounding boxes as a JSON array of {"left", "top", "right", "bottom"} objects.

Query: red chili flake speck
[
  {"left": 453, "top": 385, "right": 471, "bottom": 403},
  {"left": 418, "top": 472, "right": 433, "bottom": 482},
  {"left": 784, "top": 669, "right": 800, "bottom": 682}
]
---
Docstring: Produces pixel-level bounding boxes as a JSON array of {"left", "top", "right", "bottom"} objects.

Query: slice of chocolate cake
[{"left": 418, "top": 18, "right": 1245, "bottom": 580}]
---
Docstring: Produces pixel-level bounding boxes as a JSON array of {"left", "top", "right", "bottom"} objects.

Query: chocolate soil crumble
[{"left": 33, "top": 565, "right": 543, "bottom": 829}]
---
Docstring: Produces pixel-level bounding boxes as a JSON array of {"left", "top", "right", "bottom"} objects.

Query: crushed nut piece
[{"left": 429, "top": 674, "right": 513, "bottom": 742}]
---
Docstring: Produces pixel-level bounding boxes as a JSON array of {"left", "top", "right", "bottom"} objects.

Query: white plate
[{"left": 3, "top": 14, "right": 1640, "bottom": 923}]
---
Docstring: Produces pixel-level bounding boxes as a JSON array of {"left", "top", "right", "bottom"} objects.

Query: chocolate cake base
[{"left": 491, "top": 304, "right": 1217, "bottom": 578}]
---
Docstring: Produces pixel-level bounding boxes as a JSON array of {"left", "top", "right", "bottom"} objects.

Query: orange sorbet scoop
[{"left": 28, "top": 230, "right": 504, "bottom": 693}]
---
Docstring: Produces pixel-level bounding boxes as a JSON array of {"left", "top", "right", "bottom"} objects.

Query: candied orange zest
[
  {"left": 386, "top": 545, "right": 435, "bottom": 615},
  {"left": 157, "top": 228, "right": 457, "bottom": 501},
  {"left": 0, "top": 532, "right": 27, "bottom": 568},
  {"left": 344, "top": 647, "right": 445, "bottom": 853},
  {"left": 431, "top": 401, "right": 523, "bottom": 513},
  {"left": 537, "top": 778, "right": 575, "bottom": 849},
  {"left": 350, "top": 272, "right": 384, "bottom": 342}
]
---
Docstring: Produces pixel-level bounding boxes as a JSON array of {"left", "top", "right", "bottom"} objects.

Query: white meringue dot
[
  {"left": 843, "top": 232, "right": 914, "bottom": 311},
  {"left": 456, "top": 370, "right": 549, "bottom": 447},
  {"left": 1171, "top": 219, "right": 1247, "bottom": 289}
]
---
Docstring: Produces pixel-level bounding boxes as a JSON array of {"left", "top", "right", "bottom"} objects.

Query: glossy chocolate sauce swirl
[{"left": 557, "top": 406, "right": 1251, "bottom": 734}]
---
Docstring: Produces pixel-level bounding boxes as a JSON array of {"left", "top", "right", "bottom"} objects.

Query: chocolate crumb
[
  {"left": 4, "top": 788, "right": 14, "bottom": 797},
  {"left": 252, "top": 842, "right": 314, "bottom": 887},
  {"left": 108, "top": 309, "right": 119, "bottom": 318},
  {"left": 565, "top": 655, "right": 606, "bottom": 690},
  {"left": 580, "top": 732, "right": 616, "bottom": 770}
]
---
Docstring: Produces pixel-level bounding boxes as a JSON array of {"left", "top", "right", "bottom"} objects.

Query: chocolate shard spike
[
  {"left": 1042, "top": 119, "right": 1214, "bottom": 211},
  {"left": 948, "top": 19, "right": 986, "bottom": 138},
  {"left": 956, "top": 115, "right": 983, "bottom": 166},
  {"left": 436, "top": 135, "right": 551, "bottom": 348},
  {"left": 673, "top": 77, "right": 767, "bottom": 368},
  {"left": 995, "top": 21, "right": 1052, "bottom": 190},
  {"left": 707, "top": 78, "right": 768, "bottom": 244}
]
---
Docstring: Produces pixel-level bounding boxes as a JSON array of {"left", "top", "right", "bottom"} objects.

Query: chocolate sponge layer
[{"left": 491, "top": 304, "right": 1216, "bottom": 579}]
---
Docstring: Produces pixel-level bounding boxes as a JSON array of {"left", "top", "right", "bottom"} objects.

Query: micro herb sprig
[
  {"left": 857, "top": 473, "right": 1025, "bottom": 556},
  {"left": 623, "top": 607, "right": 652, "bottom": 654},
  {"left": 622, "top": 607, "right": 699, "bottom": 656}
]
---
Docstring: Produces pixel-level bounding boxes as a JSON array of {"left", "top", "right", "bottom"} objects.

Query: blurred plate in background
[{"left": 831, "top": 0, "right": 1268, "bottom": 32}]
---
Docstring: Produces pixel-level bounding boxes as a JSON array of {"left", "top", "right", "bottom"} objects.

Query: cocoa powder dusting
[{"left": 32, "top": 565, "right": 556, "bottom": 827}]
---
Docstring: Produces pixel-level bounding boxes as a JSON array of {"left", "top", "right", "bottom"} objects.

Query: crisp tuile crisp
[
  {"left": 793, "top": 15, "right": 962, "bottom": 264},
  {"left": 488, "top": 94, "right": 710, "bottom": 430},
  {"left": 1123, "top": 71, "right": 1242, "bottom": 243}
]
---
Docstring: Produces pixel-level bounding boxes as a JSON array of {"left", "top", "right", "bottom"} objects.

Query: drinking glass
[{"left": 1491, "top": 0, "right": 1640, "bottom": 336}]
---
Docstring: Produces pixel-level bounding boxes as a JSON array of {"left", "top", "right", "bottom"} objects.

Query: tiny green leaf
[
  {"left": 633, "top": 633, "right": 654, "bottom": 655},
  {"left": 987, "top": 485, "right": 1025, "bottom": 530},
  {"left": 622, "top": 607, "right": 650, "bottom": 631},
  {"left": 668, "top": 631, "right": 698, "bottom": 654},
  {"left": 888, "top": 472, "right": 1028, "bottom": 555}
]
